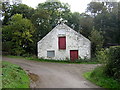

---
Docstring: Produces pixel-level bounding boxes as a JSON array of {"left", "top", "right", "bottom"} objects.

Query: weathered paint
[
  {"left": 38, "top": 23, "right": 91, "bottom": 60},
  {"left": 70, "top": 50, "right": 78, "bottom": 61},
  {"left": 58, "top": 37, "right": 66, "bottom": 49}
]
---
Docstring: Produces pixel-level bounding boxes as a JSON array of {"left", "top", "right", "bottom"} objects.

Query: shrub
[
  {"left": 95, "top": 48, "right": 108, "bottom": 64},
  {"left": 96, "top": 46, "right": 120, "bottom": 82},
  {"left": 104, "top": 46, "right": 120, "bottom": 82},
  {"left": 75, "top": 57, "right": 97, "bottom": 63},
  {"left": 84, "top": 66, "right": 120, "bottom": 88}
]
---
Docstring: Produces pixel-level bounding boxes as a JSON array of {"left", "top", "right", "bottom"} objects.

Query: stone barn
[{"left": 38, "top": 23, "right": 91, "bottom": 61}]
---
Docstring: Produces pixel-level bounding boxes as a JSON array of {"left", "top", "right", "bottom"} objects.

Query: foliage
[
  {"left": 10, "top": 4, "right": 35, "bottom": 19},
  {"left": 87, "top": 2, "right": 120, "bottom": 46},
  {"left": 74, "top": 57, "right": 98, "bottom": 63},
  {"left": 104, "top": 46, "right": 120, "bottom": 82},
  {"left": 29, "top": 1, "right": 71, "bottom": 55},
  {"left": 2, "top": 61, "right": 30, "bottom": 88},
  {"left": 31, "top": 9, "right": 52, "bottom": 40},
  {"left": 31, "top": 1, "right": 70, "bottom": 39},
  {"left": 83, "top": 66, "right": 120, "bottom": 88},
  {"left": 89, "top": 29, "right": 104, "bottom": 56},
  {"left": 2, "top": 3, "right": 34, "bottom": 25},
  {"left": 2, "top": 1, "right": 12, "bottom": 25},
  {"left": 2, "top": 14, "right": 35, "bottom": 55},
  {"left": 95, "top": 48, "right": 108, "bottom": 63},
  {"left": 79, "top": 13, "right": 93, "bottom": 38},
  {"left": 95, "top": 46, "right": 120, "bottom": 82},
  {"left": 2, "top": 0, "right": 120, "bottom": 56},
  {"left": 94, "top": 10, "right": 119, "bottom": 45},
  {"left": 65, "top": 12, "right": 81, "bottom": 32}
]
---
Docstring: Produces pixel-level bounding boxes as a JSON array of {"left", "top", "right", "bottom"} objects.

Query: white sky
[{"left": 22, "top": 0, "right": 93, "bottom": 13}]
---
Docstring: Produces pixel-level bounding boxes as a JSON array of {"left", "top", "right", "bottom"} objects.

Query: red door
[
  {"left": 58, "top": 37, "right": 66, "bottom": 49},
  {"left": 70, "top": 50, "right": 78, "bottom": 61}
]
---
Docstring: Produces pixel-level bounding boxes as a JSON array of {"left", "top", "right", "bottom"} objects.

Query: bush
[
  {"left": 96, "top": 46, "right": 120, "bottom": 82},
  {"left": 84, "top": 66, "right": 120, "bottom": 88},
  {"left": 104, "top": 46, "right": 120, "bottom": 82},
  {"left": 95, "top": 48, "right": 108, "bottom": 64}
]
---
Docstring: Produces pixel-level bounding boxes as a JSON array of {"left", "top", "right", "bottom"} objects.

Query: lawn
[
  {"left": 2, "top": 61, "right": 30, "bottom": 88},
  {"left": 6, "top": 55, "right": 99, "bottom": 64},
  {"left": 83, "top": 66, "right": 120, "bottom": 88}
]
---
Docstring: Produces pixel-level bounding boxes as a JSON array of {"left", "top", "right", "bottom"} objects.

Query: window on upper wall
[
  {"left": 47, "top": 51, "right": 55, "bottom": 58},
  {"left": 58, "top": 37, "right": 66, "bottom": 50}
]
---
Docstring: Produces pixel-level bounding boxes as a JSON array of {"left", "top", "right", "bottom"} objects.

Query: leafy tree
[
  {"left": 94, "top": 2, "right": 119, "bottom": 45},
  {"left": 2, "top": 3, "right": 34, "bottom": 25},
  {"left": 31, "top": 1, "right": 71, "bottom": 40},
  {"left": 2, "top": 1, "right": 12, "bottom": 25},
  {"left": 65, "top": 12, "right": 81, "bottom": 32},
  {"left": 37, "top": 1, "right": 70, "bottom": 27},
  {"left": 86, "top": 2, "right": 105, "bottom": 17},
  {"left": 10, "top": 4, "right": 35, "bottom": 19},
  {"left": 89, "top": 29, "right": 104, "bottom": 56},
  {"left": 79, "top": 13, "right": 94, "bottom": 38},
  {"left": 31, "top": 9, "right": 52, "bottom": 41},
  {"left": 2, "top": 14, "right": 35, "bottom": 55},
  {"left": 86, "top": 1, "right": 119, "bottom": 46}
]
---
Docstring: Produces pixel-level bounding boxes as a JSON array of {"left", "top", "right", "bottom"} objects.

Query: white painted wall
[{"left": 38, "top": 24, "right": 91, "bottom": 60}]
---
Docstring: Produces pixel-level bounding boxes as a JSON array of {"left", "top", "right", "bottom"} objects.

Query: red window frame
[{"left": 58, "top": 37, "right": 66, "bottom": 50}]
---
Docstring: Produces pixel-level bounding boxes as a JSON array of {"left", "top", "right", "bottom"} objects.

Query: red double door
[{"left": 70, "top": 50, "right": 78, "bottom": 61}]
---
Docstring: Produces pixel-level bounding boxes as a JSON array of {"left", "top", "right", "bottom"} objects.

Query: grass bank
[
  {"left": 5, "top": 55, "right": 99, "bottom": 64},
  {"left": 2, "top": 61, "right": 30, "bottom": 88},
  {"left": 83, "top": 66, "right": 120, "bottom": 88}
]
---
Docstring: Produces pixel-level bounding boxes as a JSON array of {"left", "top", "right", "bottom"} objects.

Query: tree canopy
[
  {"left": 2, "top": 1, "right": 120, "bottom": 56},
  {"left": 2, "top": 14, "right": 35, "bottom": 55}
]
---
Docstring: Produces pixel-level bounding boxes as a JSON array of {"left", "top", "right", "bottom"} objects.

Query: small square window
[{"left": 47, "top": 51, "right": 55, "bottom": 58}]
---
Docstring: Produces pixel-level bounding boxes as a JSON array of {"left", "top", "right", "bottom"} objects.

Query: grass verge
[
  {"left": 2, "top": 61, "right": 30, "bottom": 88},
  {"left": 83, "top": 66, "right": 120, "bottom": 88},
  {"left": 5, "top": 55, "right": 99, "bottom": 64}
]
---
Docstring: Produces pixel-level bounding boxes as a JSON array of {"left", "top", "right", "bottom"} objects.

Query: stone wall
[{"left": 38, "top": 24, "right": 91, "bottom": 60}]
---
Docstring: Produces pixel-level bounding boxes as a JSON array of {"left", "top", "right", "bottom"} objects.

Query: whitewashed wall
[{"left": 38, "top": 24, "right": 91, "bottom": 60}]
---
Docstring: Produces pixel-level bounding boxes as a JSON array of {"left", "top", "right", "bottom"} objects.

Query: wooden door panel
[
  {"left": 58, "top": 37, "right": 66, "bottom": 49},
  {"left": 70, "top": 50, "right": 78, "bottom": 61}
]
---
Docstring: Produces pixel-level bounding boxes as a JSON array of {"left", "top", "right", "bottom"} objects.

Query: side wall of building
[{"left": 38, "top": 24, "right": 91, "bottom": 60}]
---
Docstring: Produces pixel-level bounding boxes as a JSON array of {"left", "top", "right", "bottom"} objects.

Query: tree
[
  {"left": 89, "top": 29, "right": 104, "bottom": 56},
  {"left": 31, "top": 9, "right": 52, "bottom": 41},
  {"left": 2, "top": 14, "right": 35, "bottom": 55},
  {"left": 29, "top": 1, "right": 71, "bottom": 55},
  {"left": 79, "top": 13, "right": 94, "bottom": 38},
  {"left": 86, "top": 2, "right": 105, "bottom": 17},
  {"left": 65, "top": 12, "right": 81, "bottom": 32},
  {"left": 37, "top": 1, "right": 70, "bottom": 27},
  {"left": 2, "top": 0, "right": 12, "bottom": 25},
  {"left": 86, "top": 1, "right": 119, "bottom": 46},
  {"left": 2, "top": 3, "right": 34, "bottom": 25},
  {"left": 10, "top": 4, "right": 34, "bottom": 19},
  {"left": 31, "top": 1, "right": 71, "bottom": 40},
  {"left": 94, "top": 2, "right": 119, "bottom": 45}
]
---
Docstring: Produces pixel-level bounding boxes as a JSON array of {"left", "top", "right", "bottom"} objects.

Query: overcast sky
[{"left": 22, "top": 0, "right": 93, "bottom": 13}]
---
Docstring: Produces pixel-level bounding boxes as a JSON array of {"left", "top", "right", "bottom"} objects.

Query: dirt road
[{"left": 3, "top": 57, "right": 100, "bottom": 88}]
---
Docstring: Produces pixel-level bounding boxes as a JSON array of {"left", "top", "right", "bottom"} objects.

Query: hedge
[{"left": 104, "top": 46, "right": 120, "bottom": 82}]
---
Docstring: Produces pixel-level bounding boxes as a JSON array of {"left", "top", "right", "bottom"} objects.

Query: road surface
[{"left": 3, "top": 57, "right": 100, "bottom": 88}]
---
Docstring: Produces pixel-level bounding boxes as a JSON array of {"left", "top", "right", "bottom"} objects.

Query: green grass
[
  {"left": 83, "top": 66, "right": 120, "bottom": 88},
  {"left": 6, "top": 55, "right": 99, "bottom": 64},
  {"left": 2, "top": 61, "right": 30, "bottom": 88}
]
